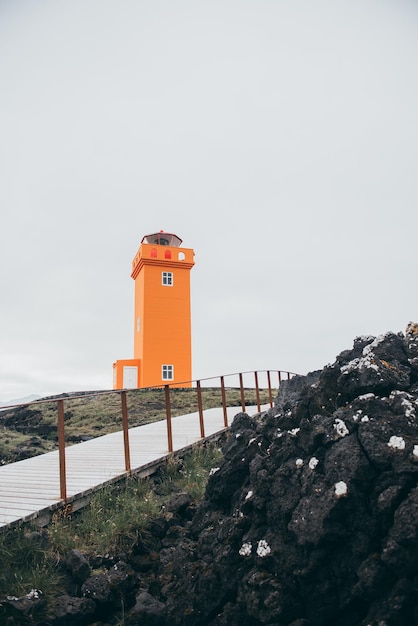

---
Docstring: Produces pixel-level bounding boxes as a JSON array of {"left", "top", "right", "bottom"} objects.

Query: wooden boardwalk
[{"left": 0, "top": 404, "right": 264, "bottom": 529}]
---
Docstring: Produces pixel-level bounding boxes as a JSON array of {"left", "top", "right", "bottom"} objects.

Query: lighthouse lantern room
[{"left": 113, "top": 231, "right": 195, "bottom": 389}]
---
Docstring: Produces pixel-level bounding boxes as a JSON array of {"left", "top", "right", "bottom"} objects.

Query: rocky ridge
[
  {"left": 2, "top": 323, "right": 418, "bottom": 625},
  {"left": 159, "top": 323, "right": 418, "bottom": 625}
]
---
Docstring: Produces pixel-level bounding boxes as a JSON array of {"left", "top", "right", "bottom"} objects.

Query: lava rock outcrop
[{"left": 159, "top": 323, "right": 418, "bottom": 625}]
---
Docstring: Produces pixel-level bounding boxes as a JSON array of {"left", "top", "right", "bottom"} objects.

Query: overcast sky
[{"left": 1, "top": 0, "right": 417, "bottom": 401}]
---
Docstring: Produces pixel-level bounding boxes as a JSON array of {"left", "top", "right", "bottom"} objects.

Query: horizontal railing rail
[{"left": 0, "top": 369, "right": 297, "bottom": 502}]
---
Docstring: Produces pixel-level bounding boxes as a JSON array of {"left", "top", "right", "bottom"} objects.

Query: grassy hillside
[{"left": 0, "top": 386, "right": 273, "bottom": 465}]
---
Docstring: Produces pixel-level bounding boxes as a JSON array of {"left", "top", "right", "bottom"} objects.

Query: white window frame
[
  {"left": 162, "top": 271, "right": 173, "bottom": 286},
  {"left": 162, "top": 364, "right": 174, "bottom": 380}
]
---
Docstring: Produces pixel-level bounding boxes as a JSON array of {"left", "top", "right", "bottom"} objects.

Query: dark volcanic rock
[
  {"left": 0, "top": 589, "right": 45, "bottom": 621},
  {"left": 158, "top": 325, "right": 418, "bottom": 625},
  {"left": 126, "top": 589, "right": 166, "bottom": 625},
  {"left": 81, "top": 560, "right": 136, "bottom": 611},
  {"left": 44, "top": 594, "right": 96, "bottom": 625},
  {"left": 65, "top": 550, "right": 91, "bottom": 584}
]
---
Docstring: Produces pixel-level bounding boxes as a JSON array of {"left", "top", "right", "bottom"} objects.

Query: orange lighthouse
[{"left": 113, "top": 231, "right": 195, "bottom": 389}]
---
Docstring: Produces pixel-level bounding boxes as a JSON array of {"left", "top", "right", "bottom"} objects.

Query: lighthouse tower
[{"left": 113, "top": 231, "right": 195, "bottom": 389}]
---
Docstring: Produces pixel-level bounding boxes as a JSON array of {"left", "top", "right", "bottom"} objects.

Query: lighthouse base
[{"left": 113, "top": 359, "right": 141, "bottom": 389}]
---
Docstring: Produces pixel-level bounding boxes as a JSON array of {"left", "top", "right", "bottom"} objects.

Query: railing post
[
  {"left": 196, "top": 380, "right": 205, "bottom": 438},
  {"left": 287, "top": 371, "right": 291, "bottom": 380},
  {"left": 278, "top": 370, "right": 282, "bottom": 385},
  {"left": 57, "top": 399, "right": 67, "bottom": 501},
  {"left": 254, "top": 371, "right": 261, "bottom": 413},
  {"left": 239, "top": 373, "right": 246, "bottom": 412},
  {"left": 165, "top": 385, "right": 173, "bottom": 453},
  {"left": 267, "top": 370, "right": 273, "bottom": 407},
  {"left": 220, "top": 376, "right": 228, "bottom": 427},
  {"left": 121, "top": 391, "right": 131, "bottom": 472}
]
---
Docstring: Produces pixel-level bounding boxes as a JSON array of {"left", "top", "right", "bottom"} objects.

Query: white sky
[{"left": 1, "top": 0, "right": 417, "bottom": 401}]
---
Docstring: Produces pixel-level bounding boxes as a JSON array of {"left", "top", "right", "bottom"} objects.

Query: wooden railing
[{"left": 1, "top": 369, "right": 296, "bottom": 502}]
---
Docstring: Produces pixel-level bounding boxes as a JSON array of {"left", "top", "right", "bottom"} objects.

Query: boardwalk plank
[{"left": 0, "top": 404, "right": 265, "bottom": 529}]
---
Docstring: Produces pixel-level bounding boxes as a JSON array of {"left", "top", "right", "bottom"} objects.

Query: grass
[
  {"left": 48, "top": 443, "right": 223, "bottom": 556},
  {"left": 49, "top": 478, "right": 161, "bottom": 556},
  {"left": 0, "top": 442, "right": 223, "bottom": 618},
  {"left": 0, "top": 526, "right": 64, "bottom": 611}
]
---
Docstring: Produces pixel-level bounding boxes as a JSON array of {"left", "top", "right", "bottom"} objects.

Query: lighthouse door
[{"left": 123, "top": 366, "right": 138, "bottom": 388}]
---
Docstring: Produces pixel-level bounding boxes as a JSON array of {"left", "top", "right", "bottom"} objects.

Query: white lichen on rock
[
  {"left": 309, "top": 457, "right": 319, "bottom": 469},
  {"left": 239, "top": 542, "right": 252, "bottom": 556},
  {"left": 387, "top": 436, "right": 405, "bottom": 450},
  {"left": 353, "top": 410, "right": 362, "bottom": 422},
  {"left": 340, "top": 355, "right": 379, "bottom": 375},
  {"left": 390, "top": 391, "right": 417, "bottom": 420},
  {"left": 334, "top": 419, "right": 349, "bottom": 437},
  {"left": 401, "top": 397, "right": 417, "bottom": 419},
  {"left": 358, "top": 393, "right": 375, "bottom": 400},
  {"left": 256, "top": 539, "right": 271, "bottom": 557},
  {"left": 340, "top": 336, "right": 390, "bottom": 376},
  {"left": 209, "top": 467, "right": 220, "bottom": 476},
  {"left": 295, "top": 458, "right": 304, "bottom": 467},
  {"left": 335, "top": 481, "right": 348, "bottom": 497},
  {"left": 245, "top": 490, "right": 253, "bottom": 500}
]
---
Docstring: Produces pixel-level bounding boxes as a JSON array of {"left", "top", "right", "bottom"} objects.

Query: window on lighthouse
[
  {"left": 162, "top": 271, "right": 173, "bottom": 286},
  {"left": 162, "top": 364, "right": 174, "bottom": 380}
]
